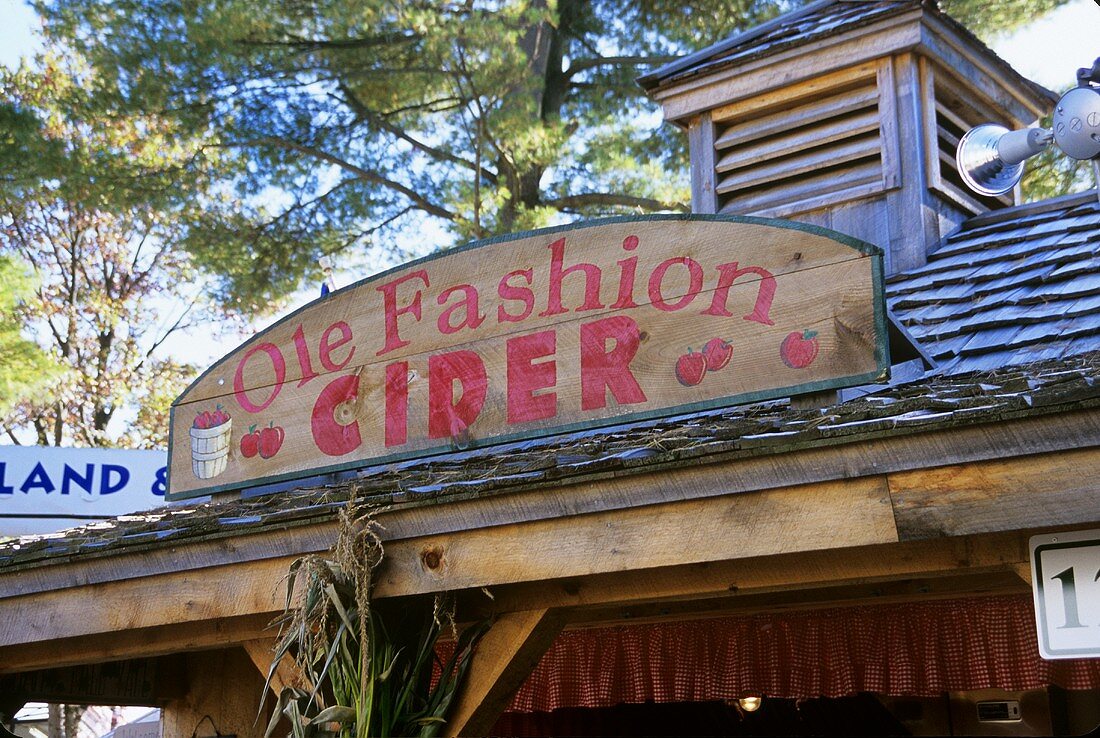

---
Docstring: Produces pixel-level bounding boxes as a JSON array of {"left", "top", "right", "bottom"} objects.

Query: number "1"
[{"left": 1051, "top": 566, "right": 1100, "bottom": 629}]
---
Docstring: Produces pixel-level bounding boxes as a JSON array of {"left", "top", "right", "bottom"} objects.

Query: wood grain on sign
[{"left": 168, "top": 216, "right": 887, "bottom": 499}]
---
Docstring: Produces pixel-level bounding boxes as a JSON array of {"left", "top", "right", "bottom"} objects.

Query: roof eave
[
  {"left": 637, "top": 0, "right": 838, "bottom": 91},
  {"left": 639, "top": 0, "right": 1055, "bottom": 124}
]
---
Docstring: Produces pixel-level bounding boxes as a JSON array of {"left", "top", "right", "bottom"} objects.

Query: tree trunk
[
  {"left": 63, "top": 708, "right": 80, "bottom": 734},
  {"left": 47, "top": 704, "right": 61, "bottom": 738},
  {"left": 506, "top": 0, "right": 577, "bottom": 225},
  {"left": 63, "top": 705, "right": 82, "bottom": 737}
]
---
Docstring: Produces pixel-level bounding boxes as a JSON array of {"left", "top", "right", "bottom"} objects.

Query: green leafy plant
[{"left": 262, "top": 505, "right": 487, "bottom": 738}]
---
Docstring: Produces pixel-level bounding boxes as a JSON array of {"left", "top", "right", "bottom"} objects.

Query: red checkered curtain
[{"left": 439, "top": 594, "right": 1100, "bottom": 713}]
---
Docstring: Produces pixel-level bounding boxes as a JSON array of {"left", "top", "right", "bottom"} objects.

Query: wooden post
[
  {"left": 444, "top": 608, "right": 566, "bottom": 737},
  {"left": 688, "top": 112, "right": 718, "bottom": 213},
  {"left": 162, "top": 648, "right": 271, "bottom": 738},
  {"left": 883, "top": 53, "right": 938, "bottom": 274}
]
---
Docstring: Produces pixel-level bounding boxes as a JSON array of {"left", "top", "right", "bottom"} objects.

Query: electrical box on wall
[
  {"left": 977, "top": 701, "right": 1022, "bottom": 723},
  {"left": 950, "top": 689, "right": 1050, "bottom": 736}
]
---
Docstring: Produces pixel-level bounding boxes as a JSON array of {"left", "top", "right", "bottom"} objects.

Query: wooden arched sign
[{"left": 167, "top": 216, "right": 888, "bottom": 500}]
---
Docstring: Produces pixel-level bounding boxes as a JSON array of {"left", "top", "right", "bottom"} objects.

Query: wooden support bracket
[
  {"left": 242, "top": 638, "right": 308, "bottom": 696},
  {"left": 444, "top": 608, "right": 566, "bottom": 737}
]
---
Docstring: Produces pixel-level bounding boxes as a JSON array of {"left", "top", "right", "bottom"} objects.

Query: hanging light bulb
[{"left": 738, "top": 696, "right": 763, "bottom": 712}]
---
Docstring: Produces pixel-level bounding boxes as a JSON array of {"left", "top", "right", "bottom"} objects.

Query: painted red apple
[
  {"left": 780, "top": 330, "right": 819, "bottom": 369},
  {"left": 703, "top": 338, "right": 733, "bottom": 372},
  {"left": 259, "top": 423, "right": 285, "bottom": 459},
  {"left": 194, "top": 405, "right": 231, "bottom": 429},
  {"left": 240, "top": 424, "right": 260, "bottom": 458},
  {"left": 675, "top": 350, "right": 707, "bottom": 387}
]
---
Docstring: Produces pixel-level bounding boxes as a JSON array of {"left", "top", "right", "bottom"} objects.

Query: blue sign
[{"left": 0, "top": 445, "right": 180, "bottom": 536}]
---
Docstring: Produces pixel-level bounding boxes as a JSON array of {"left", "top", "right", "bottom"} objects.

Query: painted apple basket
[{"left": 190, "top": 418, "right": 232, "bottom": 479}]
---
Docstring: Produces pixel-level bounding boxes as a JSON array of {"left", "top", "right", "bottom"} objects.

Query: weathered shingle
[
  {"left": 890, "top": 193, "right": 1100, "bottom": 372},
  {"left": 640, "top": 0, "right": 917, "bottom": 90}
]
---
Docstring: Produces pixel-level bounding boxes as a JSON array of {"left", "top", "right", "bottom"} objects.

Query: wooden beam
[
  {"left": 376, "top": 475, "right": 899, "bottom": 598},
  {"left": 918, "top": 17, "right": 1053, "bottom": 120},
  {"left": 877, "top": 57, "right": 902, "bottom": 191},
  {"left": 655, "top": 20, "right": 918, "bottom": 121},
  {"left": 885, "top": 52, "right": 938, "bottom": 273},
  {"left": 889, "top": 446, "right": 1100, "bottom": 540},
  {"left": 0, "top": 555, "right": 295, "bottom": 651},
  {"left": 688, "top": 111, "right": 718, "bottom": 213},
  {"left": 0, "top": 613, "right": 273, "bottom": 675},
  {"left": 0, "top": 655, "right": 187, "bottom": 705},
  {"left": 0, "top": 521, "right": 338, "bottom": 599},
  {"left": 3, "top": 408, "right": 1095, "bottom": 604},
  {"left": 242, "top": 638, "right": 308, "bottom": 696},
  {"left": 564, "top": 570, "right": 1028, "bottom": 627},
  {"left": 161, "top": 648, "right": 272, "bottom": 738},
  {"left": 462, "top": 531, "right": 1034, "bottom": 617},
  {"left": 373, "top": 408, "right": 1100, "bottom": 546},
  {"left": 444, "top": 609, "right": 565, "bottom": 737},
  {"left": 0, "top": 408, "right": 1095, "bottom": 667},
  {"left": 1, "top": 442, "right": 1092, "bottom": 656}
]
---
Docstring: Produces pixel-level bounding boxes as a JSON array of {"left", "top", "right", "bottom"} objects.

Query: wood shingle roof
[{"left": 890, "top": 192, "right": 1100, "bottom": 372}]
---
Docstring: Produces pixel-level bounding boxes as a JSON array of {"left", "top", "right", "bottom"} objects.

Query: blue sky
[
  {"left": 0, "top": 0, "right": 36, "bottom": 69},
  {"left": 994, "top": 0, "right": 1099, "bottom": 89}
]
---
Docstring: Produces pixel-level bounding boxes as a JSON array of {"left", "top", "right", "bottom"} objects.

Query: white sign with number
[
  {"left": 0, "top": 445, "right": 172, "bottom": 537},
  {"left": 1031, "top": 529, "right": 1100, "bottom": 660}
]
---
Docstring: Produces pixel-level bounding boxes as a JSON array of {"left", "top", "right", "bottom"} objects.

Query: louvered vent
[
  {"left": 713, "top": 78, "right": 883, "bottom": 216},
  {"left": 929, "top": 66, "right": 1013, "bottom": 212}
]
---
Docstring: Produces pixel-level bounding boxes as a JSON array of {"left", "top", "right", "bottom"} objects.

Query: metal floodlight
[
  {"left": 957, "top": 124, "right": 1052, "bottom": 196},
  {"left": 957, "top": 57, "right": 1100, "bottom": 200},
  {"left": 1053, "top": 86, "right": 1100, "bottom": 160}
]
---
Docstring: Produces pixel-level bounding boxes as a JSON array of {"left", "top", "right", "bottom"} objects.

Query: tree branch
[
  {"left": 565, "top": 55, "right": 678, "bottom": 78},
  {"left": 140, "top": 294, "right": 200, "bottom": 365},
  {"left": 543, "top": 193, "right": 688, "bottom": 212},
  {"left": 233, "top": 29, "right": 421, "bottom": 51},
  {"left": 337, "top": 84, "right": 498, "bottom": 185},
  {"left": 243, "top": 137, "right": 457, "bottom": 221},
  {"left": 380, "top": 97, "right": 465, "bottom": 118}
]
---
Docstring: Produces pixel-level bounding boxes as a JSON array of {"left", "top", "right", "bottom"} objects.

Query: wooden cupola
[{"left": 639, "top": 0, "right": 1057, "bottom": 274}]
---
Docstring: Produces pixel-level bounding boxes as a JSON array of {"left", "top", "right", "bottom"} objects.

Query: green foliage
[
  {"left": 0, "top": 256, "right": 62, "bottom": 418},
  {"left": 1022, "top": 146, "right": 1093, "bottom": 203},
  {"left": 32, "top": 0, "right": 791, "bottom": 308},
  {"left": 266, "top": 507, "right": 486, "bottom": 738},
  {"left": 0, "top": 58, "right": 232, "bottom": 447},
  {"left": 940, "top": 0, "right": 1064, "bottom": 36},
  {"left": 30, "top": 0, "right": 1074, "bottom": 313}
]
